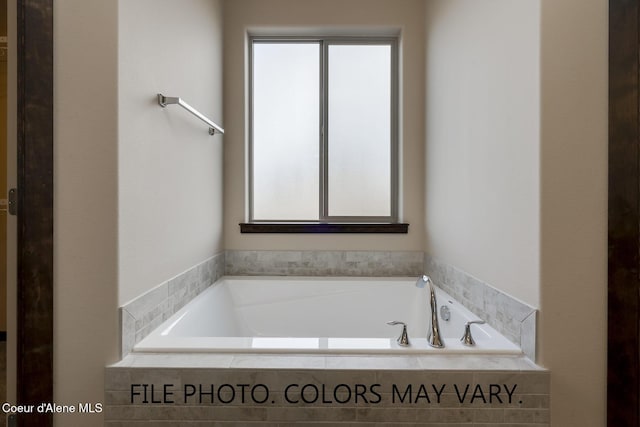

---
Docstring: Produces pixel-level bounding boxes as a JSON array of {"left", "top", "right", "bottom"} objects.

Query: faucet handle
[
  {"left": 415, "top": 275, "right": 432, "bottom": 288},
  {"left": 387, "top": 321, "right": 410, "bottom": 347},
  {"left": 461, "top": 320, "right": 486, "bottom": 346}
]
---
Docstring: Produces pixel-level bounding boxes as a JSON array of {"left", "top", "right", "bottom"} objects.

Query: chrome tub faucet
[{"left": 416, "top": 275, "right": 444, "bottom": 348}]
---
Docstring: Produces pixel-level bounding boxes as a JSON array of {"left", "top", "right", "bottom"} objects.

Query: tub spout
[{"left": 415, "top": 275, "right": 444, "bottom": 348}]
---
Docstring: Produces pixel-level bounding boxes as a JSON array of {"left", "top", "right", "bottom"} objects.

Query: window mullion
[{"left": 320, "top": 39, "right": 329, "bottom": 222}]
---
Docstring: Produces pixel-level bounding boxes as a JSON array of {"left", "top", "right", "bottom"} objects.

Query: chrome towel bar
[{"left": 157, "top": 93, "right": 224, "bottom": 135}]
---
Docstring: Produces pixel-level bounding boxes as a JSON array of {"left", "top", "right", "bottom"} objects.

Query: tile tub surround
[
  {"left": 120, "top": 253, "right": 225, "bottom": 358},
  {"left": 105, "top": 354, "right": 549, "bottom": 426},
  {"left": 225, "top": 250, "right": 425, "bottom": 276},
  {"left": 120, "top": 251, "right": 537, "bottom": 359},
  {"left": 424, "top": 255, "right": 537, "bottom": 361}
]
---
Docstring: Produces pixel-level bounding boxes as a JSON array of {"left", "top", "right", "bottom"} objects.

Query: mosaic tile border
[
  {"left": 119, "top": 252, "right": 225, "bottom": 358},
  {"left": 424, "top": 255, "right": 537, "bottom": 361},
  {"left": 225, "top": 250, "right": 424, "bottom": 276}
]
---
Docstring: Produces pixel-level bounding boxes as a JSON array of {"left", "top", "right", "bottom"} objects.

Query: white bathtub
[{"left": 134, "top": 276, "right": 522, "bottom": 354}]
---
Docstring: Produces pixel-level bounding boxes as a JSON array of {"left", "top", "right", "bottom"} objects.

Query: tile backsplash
[
  {"left": 119, "top": 251, "right": 537, "bottom": 361},
  {"left": 119, "top": 252, "right": 225, "bottom": 358},
  {"left": 225, "top": 250, "right": 424, "bottom": 276},
  {"left": 424, "top": 254, "right": 537, "bottom": 361}
]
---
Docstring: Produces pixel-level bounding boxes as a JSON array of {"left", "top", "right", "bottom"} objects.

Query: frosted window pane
[
  {"left": 252, "top": 43, "right": 320, "bottom": 220},
  {"left": 328, "top": 45, "right": 391, "bottom": 217}
]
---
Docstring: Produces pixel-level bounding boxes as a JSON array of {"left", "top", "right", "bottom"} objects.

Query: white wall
[
  {"left": 54, "top": 1, "right": 119, "bottom": 426},
  {"left": 118, "top": 0, "right": 225, "bottom": 305},
  {"left": 424, "top": 0, "right": 607, "bottom": 425},
  {"left": 52, "top": 1, "right": 226, "bottom": 426},
  {"left": 539, "top": 0, "right": 607, "bottom": 425},
  {"left": 223, "top": 0, "right": 426, "bottom": 251},
  {"left": 424, "top": 0, "right": 540, "bottom": 306}
]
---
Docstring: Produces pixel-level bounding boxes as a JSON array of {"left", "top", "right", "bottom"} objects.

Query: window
[{"left": 244, "top": 37, "right": 405, "bottom": 233}]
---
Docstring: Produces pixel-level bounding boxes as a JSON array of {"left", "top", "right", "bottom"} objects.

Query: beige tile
[
  {"left": 127, "top": 354, "right": 234, "bottom": 368},
  {"left": 326, "top": 355, "right": 421, "bottom": 370},
  {"left": 230, "top": 355, "right": 326, "bottom": 370},
  {"left": 266, "top": 406, "right": 358, "bottom": 422},
  {"left": 473, "top": 371, "right": 550, "bottom": 395},
  {"left": 105, "top": 369, "right": 133, "bottom": 391},
  {"left": 124, "top": 284, "right": 169, "bottom": 321},
  {"left": 356, "top": 407, "right": 418, "bottom": 422},
  {"left": 374, "top": 370, "right": 473, "bottom": 388},
  {"left": 473, "top": 408, "right": 505, "bottom": 423},
  {"left": 504, "top": 408, "right": 550, "bottom": 423},
  {"left": 414, "top": 408, "right": 475, "bottom": 423}
]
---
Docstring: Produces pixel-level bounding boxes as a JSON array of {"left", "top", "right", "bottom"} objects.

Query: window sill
[{"left": 239, "top": 223, "right": 409, "bottom": 234}]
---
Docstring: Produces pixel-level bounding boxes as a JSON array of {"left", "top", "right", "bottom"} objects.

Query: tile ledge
[{"left": 108, "top": 353, "right": 545, "bottom": 372}]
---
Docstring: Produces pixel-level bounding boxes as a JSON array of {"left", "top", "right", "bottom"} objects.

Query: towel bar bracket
[{"left": 158, "top": 94, "right": 179, "bottom": 107}]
